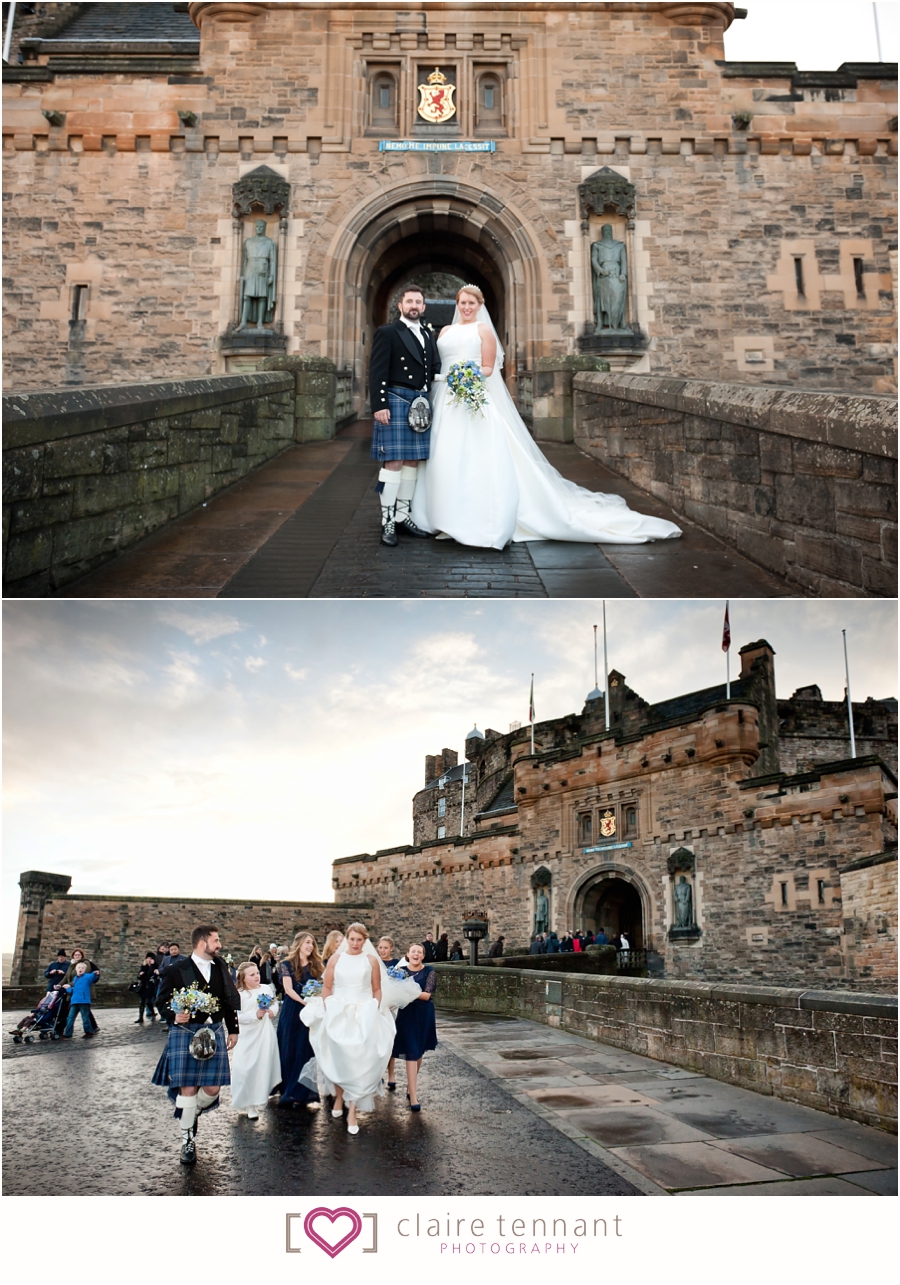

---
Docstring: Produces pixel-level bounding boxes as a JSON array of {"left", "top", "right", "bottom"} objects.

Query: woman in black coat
[{"left": 135, "top": 953, "right": 159, "bottom": 1024}]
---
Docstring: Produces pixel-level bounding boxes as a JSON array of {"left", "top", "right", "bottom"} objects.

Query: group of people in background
[
  {"left": 529, "top": 927, "right": 630, "bottom": 953},
  {"left": 149, "top": 923, "right": 441, "bottom": 1164},
  {"left": 42, "top": 947, "right": 101, "bottom": 1037}
]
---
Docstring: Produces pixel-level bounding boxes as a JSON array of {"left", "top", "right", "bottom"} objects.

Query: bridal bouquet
[
  {"left": 301, "top": 979, "right": 323, "bottom": 999},
  {"left": 386, "top": 965, "right": 409, "bottom": 980},
  {"left": 256, "top": 992, "right": 274, "bottom": 1011},
  {"left": 170, "top": 986, "right": 220, "bottom": 1018},
  {"left": 447, "top": 360, "right": 488, "bottom": 416}
]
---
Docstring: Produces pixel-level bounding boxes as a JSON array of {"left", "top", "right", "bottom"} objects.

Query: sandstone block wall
[
  {"left": 434, "top": 966, "right": 898, "bottom": 1132},
  {"left": 2, "top": 4, "right": 895, "bottom": 394},
  {"left": 573, "top": 373, "right": 897, "bottom": 596},
  {"left": 2, "top": 371, "right": 293, "bottom": 595},
  {"left": 21, "top": 892, "right": 373, "bottom": 985},
  {"left": 840, "top": 852, "right": 899, "bottom": 985}
]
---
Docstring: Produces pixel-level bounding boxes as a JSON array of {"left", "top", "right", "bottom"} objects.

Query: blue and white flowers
[
  {"left": 301, "top": 979, "right": 323, "bottom": 999},
  {"left": 386, "top": 965, "right": 409, "bottom": 980},
  {"left": 447, "top": 360, "right": 488, "bottom": 416},
  {"left": 170, "top": 986, "right": 220, "bottom": 1017},
  {"left": 256, "top": 992, "right": 274, "bottom": 1010}
]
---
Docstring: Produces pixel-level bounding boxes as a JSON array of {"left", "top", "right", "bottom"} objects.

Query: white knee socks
[
  {"left": 176, "top": 1094, "right": 198, "bottom": 1134},
  {"left": 395, "top": 465, "right": 418, "bottom": 522},
  {"left": 196, "top": 1088, "right": 219, "bottom": 1113},
  {"left": 378, "top": 468, "right": 401, "bottom": 523}
]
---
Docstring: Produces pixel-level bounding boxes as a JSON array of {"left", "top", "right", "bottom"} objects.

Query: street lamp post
[{"left": 462, "top": 913, "right": 489, "bottom": 966}]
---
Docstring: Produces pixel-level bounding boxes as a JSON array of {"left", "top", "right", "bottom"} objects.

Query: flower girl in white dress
[{"left": 230, "top": 962, "right": 282, "bottom": 1121}]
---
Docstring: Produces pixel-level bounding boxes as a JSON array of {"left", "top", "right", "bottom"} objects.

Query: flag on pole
[
  {"left": 722, "top": 601, "right": 731, "bottom": 653},
  {"left": 528, "top": 674, "right": 535, "bottom": 724}
]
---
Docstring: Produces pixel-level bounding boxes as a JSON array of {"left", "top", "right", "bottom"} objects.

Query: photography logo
[{"left": 286, "top": 1209, "right": 377, "bottom": 1256}]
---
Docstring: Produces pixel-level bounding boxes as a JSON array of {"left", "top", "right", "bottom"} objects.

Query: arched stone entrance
[
  {"left": 320, "top": 179, "right": 548, "bottom": 405},
  {"left": 570, "top": 865, "right": 651, "bottom": 949}
]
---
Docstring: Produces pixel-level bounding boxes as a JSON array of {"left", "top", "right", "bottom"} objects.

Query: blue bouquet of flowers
[
  {"left": 301, "top": 979, "right": 323, "bottom": 999},
  {"left": 386, "top": 965, "right": 409, "bottom": 980},
  {"left": 256, "top": 991, "right": 274, "bottom": 1010},
  {"left": 170, "top": 986, "right": 219, "bottom": 1018},
  {"left": 447, "top": 360, "right": 488, "bottom": 416}
]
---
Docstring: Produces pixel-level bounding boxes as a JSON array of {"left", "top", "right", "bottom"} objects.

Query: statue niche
[
  {"left": 531, "top": 866, "right": 552, "bottom": 937},
  {"left": 220, "top": 166, "right": 290, "bottom": 369},
  {"left": 667, "top": 848, "right": 701, "bottom": 942},
  {"left": 577, "top": 167, "right": 646, "bottom": 356}
]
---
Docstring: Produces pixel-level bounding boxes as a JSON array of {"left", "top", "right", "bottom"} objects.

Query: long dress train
[{"left": 411, "top": 320, "right": 682, "bottom": 550}]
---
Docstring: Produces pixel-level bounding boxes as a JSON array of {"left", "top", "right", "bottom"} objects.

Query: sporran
[
  {"left": 408, "top": 395, "right": 432, "bottom": 432},
  {"left": 189, "top": 1028, "right": 218, "bottom": 1061}
]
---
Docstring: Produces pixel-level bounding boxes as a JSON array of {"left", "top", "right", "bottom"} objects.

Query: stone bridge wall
[
  {"left": 2, "top": 371, "right": 294, "bottom": 596},
  {"left": 573, "top": 373, "right": 897, "bottom": 597},
  {"left": 434, "top": 965, "right": 898, "bottom": 1132}
]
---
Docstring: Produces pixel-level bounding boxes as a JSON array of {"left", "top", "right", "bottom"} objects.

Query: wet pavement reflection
[{"left": 3, "top": 1007, "right": 640, "bottom": 1197}]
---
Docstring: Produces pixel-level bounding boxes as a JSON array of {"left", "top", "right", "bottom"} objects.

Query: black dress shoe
[
  {"left": 180, "top": 1135, "right": 197, "bottom": 1165},
  {"left": 398, "top": 517, "right": 430, "bottom": 538},
  {"left": 380, "top": 519, "right": 398, "bottom": 547},
  {"left": 387, "top": 1081, "right": 396, "bottom": 1092}
]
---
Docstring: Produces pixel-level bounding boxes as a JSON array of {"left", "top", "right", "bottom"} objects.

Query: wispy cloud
[
  {"left": 159, "top": 610, "right": 244, "bottom": 645},
  {"left": 284, "top": 664, "right": 308, "bottom": 682},
  {"left": 244, "top": 656, "right": 267, "bottom": 674}
]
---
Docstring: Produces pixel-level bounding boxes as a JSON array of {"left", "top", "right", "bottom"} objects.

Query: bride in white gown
[
  {"left": 410, "top": 285, "right": 682, "bottom": 550},
  {"left": 300, "top": 923, "right": 419, "bottom": 1134}
]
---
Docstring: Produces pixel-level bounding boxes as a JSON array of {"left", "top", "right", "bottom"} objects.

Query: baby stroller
[{"left": 11, "top": 987, "right": 69, "bottom": 1044}]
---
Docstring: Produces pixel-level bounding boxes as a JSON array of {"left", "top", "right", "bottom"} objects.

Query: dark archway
[{"left": 581, "top": 877, "right": 644, "bottom": 949}]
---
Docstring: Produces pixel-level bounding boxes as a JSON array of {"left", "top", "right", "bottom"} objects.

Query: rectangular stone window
[
  {"left": 437, "top": 825, "right": 446, "bottom": 839},
  {"left": 70, "top": 284, "right": 88, "bottom": 323},
  {"left": 817, "top": 879, "right": 826, "bottom": 905},
  {"left": 438, "top": 797, "right": 446, "bottom": 817},
  {"left": 623, "top": 805, "right": 638, "bottom": 838},
  {"left": 793, "top": 257, "right": 805, "bottom": 297},
  {"left": 577, "top": 812, "right": 592, "bottom": 845},
  {"left": 366, "top": 65, "right": 400, "bottom": 134},
  {"left": 474, "top": 67, "right": 506, "bottom": 135},
  {"left": 780, "top": 881, "right": 789, "bottom": 907},
  {"left": 853, "top": 257, "right": 865, "bottom": 298}
]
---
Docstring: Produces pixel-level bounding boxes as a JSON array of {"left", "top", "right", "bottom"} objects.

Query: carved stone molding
[
  {"left": 232, "top": 165, "right": 291, "bottom": 218},
  {"left": 578, "top": 166, "right": 636, "bottom": 224},
  {"left": 667, "top": 847, "right": 696, "bottom": 875},
  {"left": 531, "top": 865, "right": 552, "bottom": 889}
]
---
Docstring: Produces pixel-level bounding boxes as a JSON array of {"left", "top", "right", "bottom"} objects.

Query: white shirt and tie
[
  {"left": 191, "top": 953, "right": 212, "bottom": 983},
  {"left": 400, "top": 315, "right": 425, "bottom": 348}
]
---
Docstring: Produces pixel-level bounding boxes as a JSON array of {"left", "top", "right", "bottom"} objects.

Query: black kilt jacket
[
  {"left": 156, "top": 955, "right": 240, "bottom": 1035},
  {"left": 368, "top": 319, "right": 440, "bottom": 412}
]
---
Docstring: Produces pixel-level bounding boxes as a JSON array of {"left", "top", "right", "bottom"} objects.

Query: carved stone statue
[
  {"left": 590, "top": 223, "right": 628, "bottom": 333},
  {"left": 673, "top": 875, "right": 694, "bottom": 929},
  {"left": 238, "top": 218, "right": 277, "bottom": 330},
  {"left": 534, "top": 887, "right": 550, "bottom": 937}
]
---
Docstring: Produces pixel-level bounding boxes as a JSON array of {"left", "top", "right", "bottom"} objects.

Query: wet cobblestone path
[{"left": 2, "top": 1008, "right": 641, "bottom": 1197}]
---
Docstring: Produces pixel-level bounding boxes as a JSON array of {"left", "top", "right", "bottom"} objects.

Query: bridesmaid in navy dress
[
  {"left": 277, "top": 933, "right": 323, "bottom": 1107},
  {"left": 392, "top": 941, "right": 437, "bottom": 1111}
]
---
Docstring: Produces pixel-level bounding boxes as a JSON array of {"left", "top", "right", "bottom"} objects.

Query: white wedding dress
[
  {"left": 410, "top": 314, "right": 682, "bottom": 549},
  {"left": 300, "top": 948, "right": 418, "bottom": 1111},
  {"left": 229, "top": 984, "right": 282, "bottom": 1111}
]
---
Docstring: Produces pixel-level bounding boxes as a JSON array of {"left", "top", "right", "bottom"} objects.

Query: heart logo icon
[{"left": 303, "top": 1207, "right": 363, "bottom": 1258}]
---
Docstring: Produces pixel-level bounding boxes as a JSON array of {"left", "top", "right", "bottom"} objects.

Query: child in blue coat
[{"left": 63, "top": 962, "right": 99, "bottom": 1038}]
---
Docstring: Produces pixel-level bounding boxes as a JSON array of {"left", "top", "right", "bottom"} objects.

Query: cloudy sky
[
  {"left": 724, "top": 1, "right": 896, "bottom": 66},
  {"left": 3, "top": 599, "right": 895, "bottom": 952}
]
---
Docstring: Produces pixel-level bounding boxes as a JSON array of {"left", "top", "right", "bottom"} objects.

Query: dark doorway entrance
[{"left": 581, "top": 877, "right": 644, "bottom": 949}]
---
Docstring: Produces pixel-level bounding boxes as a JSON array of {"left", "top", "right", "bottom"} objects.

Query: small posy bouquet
[
  {"left": 301, "top": 979, "right": 323, "bottom": 999},
  {"left": 256, "top": 992, "right": 274, "bottom": 1011},
  {"left": 386, "top": 965, "right": 409, "bottom": 980},
  {"left": 447, "top": 360, "right": 487, "bottom": 416},
  {"left": 170, "top": 986, "right": 220, "bottom": 1018}
]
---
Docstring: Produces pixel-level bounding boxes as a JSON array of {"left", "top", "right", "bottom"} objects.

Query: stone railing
[
  {"left": 434, "top": 965, "right": 898, "bottom": 1132},
  {"left": 3, "top": 372, "right": 296, "bottom": 595},
  {"left": 573, "top": 373, "right": 897, "bottom": 597},
  {"left": 334, "top": 368, "right": 355, "bottom": 426}
]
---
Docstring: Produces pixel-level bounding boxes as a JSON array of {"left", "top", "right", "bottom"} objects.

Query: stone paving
[
  {"left": 436, "top": 1012, "right": 898, "bottom": 1197},
  {"left": 1, "top": 1006, "right": 639, "bottom": 1197},
  {"left": 59, "top": 423, "right": 793, "bottom": 600}
]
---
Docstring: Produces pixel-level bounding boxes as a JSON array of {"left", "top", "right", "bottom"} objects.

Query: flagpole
[
  {"left": 530, "top": 673, "right": 535, "bottom": 755},
  {"left": 593, "top": 624, "right": 598, "bottom": 691},
  {"left": 459, "top": 761, "right": 467, "bottom": 836},
  {"left": 843, "top": 629, "right": 856, "bottom": 759},
  {"left": 724, "top": 599, "right": 731, "bottom": 698},
  {"left": 602, "top": 602, "right": 609, "bottom": 731}
]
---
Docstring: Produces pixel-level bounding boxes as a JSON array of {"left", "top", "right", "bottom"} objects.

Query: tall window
[
  {"left": 577, "top": 812, "right": 592, "bottom": 845},
  {"left": 474, "top": 70, "right": 505, "bottom": 134},
  {"left": 368, "top": 69, "right": 399, "bottom": 133},
  {"left": 438, "top": 797, "right": 446, "bottom": 817},
  {"left": 623, "top": 806, "right": 638, "bottom": 838}
]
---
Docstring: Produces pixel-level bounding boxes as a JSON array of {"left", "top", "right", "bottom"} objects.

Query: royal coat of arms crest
[
  {"left": 599, "top": 809, "right": 617, "bottom": 838},
  {"left": 417, "top": 67, "right": 457, "bottom": 124}
]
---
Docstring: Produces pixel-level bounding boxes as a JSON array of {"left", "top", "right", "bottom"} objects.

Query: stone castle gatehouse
[
  {"left": 333, "top": 640, "right": 898, "bottom": 990},
  {"left": 2, "top": 1, "right": 897, "bottom": 404}
]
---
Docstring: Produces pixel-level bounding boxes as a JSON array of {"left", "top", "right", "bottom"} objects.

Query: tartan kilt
[
  {"left": 370, "top": 386, "right": 432, "bottom": 461},
  {"left": 152, "top": 1021, "right": 231, "bottom": 1105}
]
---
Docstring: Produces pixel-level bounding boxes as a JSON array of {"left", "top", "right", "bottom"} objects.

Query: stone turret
[
  {"left": 739, "top": 640, "right": 779, "bottom": 776},
  {"left": 11, "top": 871, "right": 72, "bottom": 985}
]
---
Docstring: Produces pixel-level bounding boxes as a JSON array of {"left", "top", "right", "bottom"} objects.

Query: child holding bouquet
[
  {"left": 229, "top": 962, "right": 281, "bottom": 1120},
  {"left": 276, "top": 932, "right": 323, "bottom": 1107}
]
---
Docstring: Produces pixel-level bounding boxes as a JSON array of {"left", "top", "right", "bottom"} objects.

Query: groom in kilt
[
  {"left": 152, "top": 924, "right": 240, "bottom": 1165},
  {"left": 369, "top": 283, "right": 440, "bottom": 546}
]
